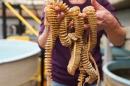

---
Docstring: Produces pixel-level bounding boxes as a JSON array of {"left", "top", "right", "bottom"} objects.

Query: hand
[
  {"left": 78, "top": 13, "right": 90, "bottom": 30},
  {"left": 44, "top": 5, "right": 65, "bottom": 22},
  {"left": 91, "top": 0, "right": 120, "bottom": 30},
  {"left": 54, "top": 5, "right": 65, "bottom": 22},
  {"left": 67, "top": 10, "right": 104, "bottom": 32},
  {"left": 68, "top": 13, "right": 90, "bottom": 30},
  {"left": 44, "top": 5, "right": 64, "bottom": 32}
]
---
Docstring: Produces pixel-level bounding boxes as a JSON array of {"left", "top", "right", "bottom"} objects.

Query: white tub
[
  {"left": 103, "top": 61, "right": 130, "bottom": 86},
  {"left": 0, "top": 40, "right": 40, "bottom": 86}
]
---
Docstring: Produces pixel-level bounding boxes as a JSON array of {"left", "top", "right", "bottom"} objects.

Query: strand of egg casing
[
  {"left": 77, "top": 63, "right": 86, "bottom": 86},
  {"left": 59, "top": 10, "right": 72, "bottom": 47},
  {"left": 82, "top": 6, "right": 100, "bottom": 86},
  {"left": 67, "top": 6, "right": 100, "bottom": 86},
  {"left": 44, "top": 4, "right": 60, "bottom": 86},
  {"left": 44, "top": 2, "right": 100, "bottom": 86},
  {"left": 85, "top": 6, "right": 100, "bottom": 86},
  {"left": 44, "top": 33, "right": 53, "bottom": 86},
  {"left": 67, "top": 6, "right": 84, "bottom": 75},
  {"left": 83, "top": 6, "right": 97, "bottom": 50},
  {"left": 67, "top": 39, "right": 83, "bottom": 75},
  {"left": 44, "top": 2, "right": 72, "bottom": 86},
  {"left": 80, "top": 46, "right": 100, "bottom": 86},
  {"left": 89, "top": 52, "right": 100, "bottom": 86},
  {"left": 81, "top": 44, "right": 98, "bottom": 84}
]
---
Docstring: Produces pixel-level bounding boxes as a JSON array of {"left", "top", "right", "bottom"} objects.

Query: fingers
[
  {"left": 91, "top": 0, "right": 105, "bottom": 10},
  {"left": 83, "top": 23, "right": 101, "bottom": 32},
  {"left": 68, "top": 20, "right": 90, "bottom": 30},
  {"left": 57, "top": 12, "right": 65, "bottom": 22},
  {"left": 68, "top": 20, "right": 74, "bottom": 28},
  {"left": 54, "top": 5, "right": 61, "bottom": 13},
  {"left": 97, "top": 20, "right": 104, "bottom": 25},
  {"left": 84, "top": 24, "right": 90, "bottom": 30},
  {"left": 52, "top": 5, "right": 65, "bottom": 22},
  {"left": 44, "top": 18, "right": 50, "bottom": 26},
  {"left": 78, "top": 13, "right": 87, "bottom": 18}
]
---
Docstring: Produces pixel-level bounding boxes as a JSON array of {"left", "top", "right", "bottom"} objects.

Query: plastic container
[
  {"left": 103, "top": 61, "right": 130, "bottom": 86},
  {"left": 0, "top": 40, "right": 40, "bottom": 86}
]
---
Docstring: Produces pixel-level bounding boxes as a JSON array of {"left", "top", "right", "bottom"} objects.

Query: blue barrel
[
  {"left": 103, "top": 61, "right": 130, "bottom": 86},
  {"left": 0, "top": 40, "right": 40, "bottom": 86}
]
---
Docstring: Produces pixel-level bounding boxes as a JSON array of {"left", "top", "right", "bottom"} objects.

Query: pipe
[{"left": 20, "top": 4, "right": 41, "bottom": 24}]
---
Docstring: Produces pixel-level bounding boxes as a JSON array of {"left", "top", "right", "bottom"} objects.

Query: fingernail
[
  {"left": 78, "top": 13, "right": 82, "bottom": 17},
  {"left": 61, "top": 12, "right": 64, "bottom": 15},
  {"left": 83, "top": 13, "right": 87, "bottom": 17}
]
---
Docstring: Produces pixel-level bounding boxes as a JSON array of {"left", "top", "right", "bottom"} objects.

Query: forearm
[
  {"left": 104, "top": 21, "right": 126, "bottom": 46},
  {"left": 38, "top": 28, "right": 49, "bottom": 48}
]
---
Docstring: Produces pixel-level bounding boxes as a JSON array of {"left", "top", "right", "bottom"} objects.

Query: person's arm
[
  {"left": 38, "top": 26, "right": 50, "bottom": 48},
  {"left": 103, "top": 18, "right": 126, "bottom": 46},
  {"left": 92, "top": 0, "right": 126, "bottom": 46},
  {"left": 38, "top": 14, "right": 51, "bottom": 48},
  {"left": 38, "top": 4, "right": 65, "bottom": 48},
  {"left": 38, "top": 4, "right": 50, "bottom": 49}
]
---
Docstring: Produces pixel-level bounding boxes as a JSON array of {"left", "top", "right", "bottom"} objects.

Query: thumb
[
  {"left": 57, "top": 12, "right": 65, "bottom": 22},
  {"left": 91, "top": 0, "right": 105, "bottom": 10}
]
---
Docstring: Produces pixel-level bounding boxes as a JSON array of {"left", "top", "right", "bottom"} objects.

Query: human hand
[
  {"left": 91, "top": 0, "right": 120, "bottom": 30},
  {"left": 68, "top": 13, "right": 90, "bottom": 30},
  {"left": 43, "top": 5, "right": 65, "bottom": 33},
  {"left": 44, "top": 4, "right": 65, "bottom": 22},
  {"left": 54, "top": 5, "right": 65, "bottom": 22}
]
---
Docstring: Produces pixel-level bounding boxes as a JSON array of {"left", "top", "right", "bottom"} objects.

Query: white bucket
[{"left": 0, "top": 40, "right": 40, "bottom": 86}]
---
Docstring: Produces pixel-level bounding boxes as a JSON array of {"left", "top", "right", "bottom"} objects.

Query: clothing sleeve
[
  {"left": 38, "top": 2, "right": 46, "bottom": 50},
  {"left": 39, "top": 2, "right": 46, "bottom": 35}
]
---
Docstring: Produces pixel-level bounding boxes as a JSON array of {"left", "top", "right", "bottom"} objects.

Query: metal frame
[
  {"left": 2, "top": 2, "right": 7, "bottom": 39},
  {"left": 2, "top": 2, "right": 23, "bottom": 39}
]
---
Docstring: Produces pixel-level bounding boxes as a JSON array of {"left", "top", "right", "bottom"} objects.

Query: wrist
[{"left": 44, "top": 27, "right": 50, "bottom": 34}]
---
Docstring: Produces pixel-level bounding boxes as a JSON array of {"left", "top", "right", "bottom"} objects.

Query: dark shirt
[{"left": 39, "top": 0, "right": 115, "bottom": 85}]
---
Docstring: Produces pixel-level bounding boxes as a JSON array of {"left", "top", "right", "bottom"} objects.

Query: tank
[
  {"left": 0, "top": 40, "right": 40, "bottom": 86},
  {"left": 103, "top": 61, "right": 130, "bottom": 86}
]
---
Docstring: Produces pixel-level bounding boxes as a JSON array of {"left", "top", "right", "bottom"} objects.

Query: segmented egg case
[
  {"left": 83, "top": 6, "right": 97, "bottom": 50},
  {"left": 44, "top": 2, "right": 100, "bottom": 86},
  {"left": 59, "top": 15, "right": 72, "bottom": 47},
  {"left": 67, "top": 39, "right": 83, "bottom": 75},
  {"left": 44, "top": 4, "right": 59, "bottom": 86},
  {"left": 67, "top": 6, "right": 85, "bottom": 76}
]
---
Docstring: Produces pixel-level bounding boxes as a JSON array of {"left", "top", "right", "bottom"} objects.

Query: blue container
[{"left": 103, "top": 61, "right": 130, "bottom": 86}]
